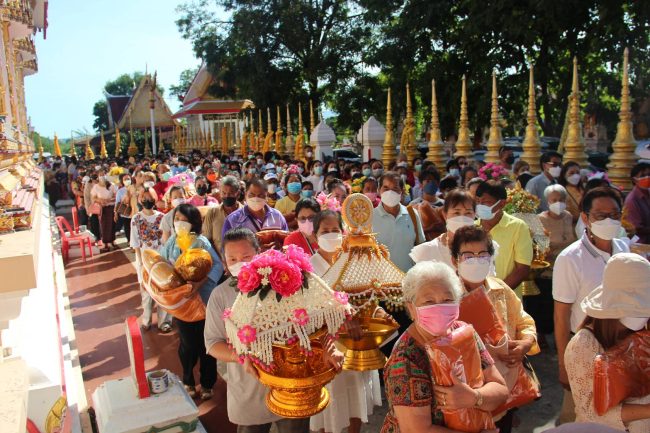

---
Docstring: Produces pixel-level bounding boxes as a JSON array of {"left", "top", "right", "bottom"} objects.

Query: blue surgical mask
[
  {"left": 314, "top": 166, "right": 323, "bottom": 176},
  {"left": 476, "top": 200, "right": 501, "bottom": 221},
  {"left": 301, "top": 190, "right": 314, "bottom": 198},
  {"left": 362, "top": 168, "right": 372, "bottom": 177},
  {"left": 287, "top": 182, "right": 302, "bottom": 194}
]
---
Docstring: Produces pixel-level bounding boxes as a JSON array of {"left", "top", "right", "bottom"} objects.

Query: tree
[{"left": 169, "top": 67, "right": 200, "bottom": 102}]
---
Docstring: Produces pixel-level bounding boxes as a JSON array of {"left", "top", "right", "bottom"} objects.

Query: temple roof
[
  {"left": 114, "top": 74, "right": 178, "bottom": 129},
  {"left": 106, "top": 95, "right": 131, "bottom": 129}
]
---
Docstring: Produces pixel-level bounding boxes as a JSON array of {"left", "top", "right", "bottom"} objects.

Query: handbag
[
  {"left": 115, "top": 201, "right": 132, "bottom": 217},
  {"left": 89, "top": 202, "right": 102, "bottom": 215}
]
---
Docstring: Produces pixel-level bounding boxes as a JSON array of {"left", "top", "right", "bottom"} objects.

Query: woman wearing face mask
[
  {"left": 160, "top": 204, "right": 224, "bottom": 400},
  {"left": 301, "top": 181, "right": 314, "bottom": 199},
  {"left": 565, "top": 253, "right": 650, "bottom": 433},
  {"left": 310, "top": 210, "right": 343, "bottom": 276},
  {"left": 283, "top": 198, "right": 320, "bottom": 256},
  {"left": 91, "top": 173, "right": 118, "bottom": 252},
  {"left": 114, "top": 173, "right": 134, "bottom": 243},
  {"left": 187, "top": 176, "right": 218, "bottom": 207},
  {"left": 362, "top": 177, "right": 380, "bottom": 207},
  {"left": 306, "top": 160, "right": 325, "bottom": 193},
  {"left": 243, "top": 161, "right": 258, "bottom": 182},
  {"left": 161, "top": 186, "right": 187, "bottom": 243},
  {"left": 451, "top": 226, "right": 539, "bottom": 433},
  {"left": 130, "top": 190, "right": 171, "bottom": 332},
  {"left": 558, "top": 161, "right": 584, "bottom": 224},
  {"left": 370, "top": 160, "right": 384, "bottom": 179},
  {"left": 275, "top": 172, "right": 304, "bottom": 230},
  {"left": 381, "top": 261, "right": 508, "bottom": 433}
]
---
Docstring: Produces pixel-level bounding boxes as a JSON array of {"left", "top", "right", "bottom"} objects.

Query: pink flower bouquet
[{"left": 478, "top": 162, "right": 510, "bottom": 181}]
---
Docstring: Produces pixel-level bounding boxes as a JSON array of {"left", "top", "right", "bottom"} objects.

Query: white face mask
[
  {"left": 247, "top": 197, "right": 266, "bottom": 212},
  {"left": 174, "top": 220, "right": 192, "bottom": 235},
  {"left": 566, "top": 173, "right": 581, "bottom": 186},
  {"left": 318, "top": 232, "right": 342, "bottom": 253},
  {"left": 306, "top": 152, "right": 313, "bottom": 158},
  {"left": 620, "top": 317, "right": 649, "bottom": 331},
  {"left": 548, "top": 166, "right": 562, "bottom": 178},
  {"left": 267, "top": 184, "right": 276, "bottom": 194},
  {"left": 171, "top": 198, "right": 186, "bottom": 208},
  {"left": 589, "top": 218, "right": 621, "bottom": 241},
  {"left": 229, "top": 261, "right": 245, "bottom": 277},
  {"left": 458, "top": 257, "right": 491, "bottom": 284},
  {"left": 476, "top": 200, "right": 501, "bottom": 221},
  {"left": 144, "top": 181, "right": 155, "bottom": 188},
  {"left": 123, "top": 179, "right": 131, "bottom": 186},
  {"left": 381, "top": 190, "right": 402, "bottom": 208},
  {"left": 449, "top": 168, "right": 460, "bottom": 177},
  {"left": 549, "top": 202, "right": 567, "bottom": 216},
  {"left": 446, "top": 216, "right": 475, "bottom": 234}
]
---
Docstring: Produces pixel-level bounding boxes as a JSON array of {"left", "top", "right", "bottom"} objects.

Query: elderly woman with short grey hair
[{"left": 380, "top": 262, "right": 507, "bottom": 433}]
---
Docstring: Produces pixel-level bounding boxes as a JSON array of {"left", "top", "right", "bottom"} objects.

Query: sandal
[
  {"left": 184, "top": 384, "right": 197, "bottom": 398},
  {"left": 200, "top": 388, "right": 213, "bottom": 401},
  {"left": 159, "top": 323, "right": 172, "bottom": 333}
]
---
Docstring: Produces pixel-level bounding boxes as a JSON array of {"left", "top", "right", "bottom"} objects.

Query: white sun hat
[{"left": 581, "top": 253, "right": 650, "bottom": 319}]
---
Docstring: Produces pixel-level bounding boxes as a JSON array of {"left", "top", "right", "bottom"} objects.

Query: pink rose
[
  {"left": 222, "top": 308, "right": 232, "bottom": 320},
  {"left": 253, "top": 249, "right": 283, "bottom": 269},
  {"left": 237, "top": 262, "right": 262, "bottom": 293},
  {"left": 269, "top": 261, "right": 303, "bottom": 297},
  {"left": 333, "top": 291, "right": 349, "bottom": 305},
  {"left": 285, "top": 244, "right": 314, "bottom": 273},
  {"left": 237, "top": 325, "right": 257, "bottom": 345},
  {"left": 291, "top": 308, "right": 309, "bottom": 326}
]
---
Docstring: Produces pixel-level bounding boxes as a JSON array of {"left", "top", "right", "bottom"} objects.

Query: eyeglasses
[
  {"left": 297, "top": 216, "right": 315, "bottom": 223},
  {"left": 458, "top": 251, "right": 492, "bottom": 262},
  {"left": 588, "top": 212, "right": 621, "bottom": 221}
]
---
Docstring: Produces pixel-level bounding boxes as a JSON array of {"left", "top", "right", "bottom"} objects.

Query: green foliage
[{"left": 169, "top": 67, "right": 200, "bottom": 102}]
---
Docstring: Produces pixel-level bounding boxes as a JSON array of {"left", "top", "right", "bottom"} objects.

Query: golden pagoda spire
[
  {"left": 426, "top": 79, "right": 446, "bottom": 170},
  {"left": 115, "top": 127, "right": 121, "bottom": 157},
  {"left": 85, "top": 136, "right": 95, "bottom": 160},
  {"left": 563, "top": 57, "right": 589, "bottom": 167},
  {"left": 258, "top": 109, "right": 264, "bottom": 150},
  {"left": 484, "top": 71, "right": 503, "bottom": 164},
  {"left": 285, "top": 104, "right": 294, "bottom": 157},
  {"left": 100, "top": 130, "right": 108, "bottom": 159},
  {"left": 403, "top": 82, "right": 418, "bottom": 164},
  {"left": 264, "top": 108, "right": 273, "bottom": 153},
  {"left": 69, "top": 133, "right": 77, "bottom": 157},
  {"left": 520, "top": 65, "right": 543, "bottom": 174},
  {"left": 381, "top": 88, "right": 396, "bottom": 167},
  {"left": 607, "top": 48, "right": 638, "bottom": 191},
  {"left": 53, "top": 133, "right": 62, "bottom": 157},
  {"left": 275, "top": 105, "right": 282, "bottom": 153},
  {"left": 248, "top": 110, "right": 256, "bottom": 153},
  {"left": 309, "top": 99, "right": 315, "bottom": 134},
  {"left": 128, "top": 117, "right": 138, "bottom": 156},
  {"left": 295, "top": 102, "right": 304, "bottom": 159},
  {"left": 454, "top": 75, "right": 473, "bottom": 158},
  {"left": 241, "top": 121, "right": 248, "bottom": 160},
  {"left": 143, "top": 130, "right": 152, "bottom": 157}
]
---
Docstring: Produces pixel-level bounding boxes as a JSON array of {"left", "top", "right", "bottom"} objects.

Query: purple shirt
[
  {"left": 221, "top": 204, "right": 288, "bottom": 238},
  {"left": 624, "top": 186, "right": 650, "bottom": 243}
]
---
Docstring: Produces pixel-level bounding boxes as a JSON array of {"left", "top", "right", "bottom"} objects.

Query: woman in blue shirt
[{"left": 161, "top": 203, "right": 224, "bottom": 400}]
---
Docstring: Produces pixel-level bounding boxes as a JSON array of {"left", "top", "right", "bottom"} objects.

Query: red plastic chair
[
  {"left": 71, "top": 206, "right": 80, "bottom": 233},
  {"left": 55, "top": 216, "right": 94, "bottom": 262}
]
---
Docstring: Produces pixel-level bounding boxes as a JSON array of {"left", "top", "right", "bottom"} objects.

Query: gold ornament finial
[
  {"left": 402, "top": 82, "right": 418, "bottom": 164},
  {"left": 115, "top": 127, "right": 121, "bottom": 157},
  {"left": 520, "top": 65, "right": 543, "bottom": 173},
  {"left": 309, "top": 99, "right": 316, "bottom": 134},
  {"left": 381, "top": 88, "right": 396, "bottom": 167},
  {"left": 285, "top": 104, "right": 294, "bottom": 156},
  {"left": 426, "top": 79, "right": 446, "bottom": 170},
  {"left": 484, "top": 71, "right": 503, "bottom": 164},
  {"left": 454, "top": 75, "right": 473, "bottom": 158},
  {"left": 607, "top": 48, "right": 638, "bottom": 191},
  {"left": 295, "top": 102, "right": 304, "bottom": 159},
  {"left": 563, "top": 57, "right": 589, "bottom": 167},
  {"left": 100, "top": 130, "right": 108, "bottom": 159},
  {"left": 275, "top": 105, "right": 282, "bottom": 153}
]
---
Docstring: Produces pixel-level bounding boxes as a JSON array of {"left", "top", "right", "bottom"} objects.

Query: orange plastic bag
[
  {"left": 491, "top": 358, "right": 540, "bottom": 415},
  {"left": 459, "top": 288, "right": 507, "bottom": 346},
  {"left": 425, "top": 323, "right": 496, "bottom": 433},
  {"left": 593, "top": 330, "right": 650, "bottom": 416}
]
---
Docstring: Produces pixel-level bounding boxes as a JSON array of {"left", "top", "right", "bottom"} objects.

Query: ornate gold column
[
  {"left": 115, "top": 127, "right": 122, "bottom": 157},
  {"left": 454, "top": 75, "right": 473, "bottom": 158},
  {"left": 295, "top": 102, "right": 304, "bottom": 159},
  {"left": 285, "top": 104, "right": 294, "bottom": 156},
  {"left": 275, "top": 105, "right": 282, "bottom": 153},
  {"left": 426, "top": 79, "right": 446, "bottom": 171},
  {"left": 99, "top": 130, "right": 107, "bottom": 158},
  {"left": 484, "top": 71, "right": 503, "bottom": 164},
  {"left": 258, "top": 109, "right": 264, "bottom": 151},
  {"left": 381, "top": 88, "right": 396, "bottom": 167},
  {"left": 402, "top": 83, "right": 418, "bottom": 164},
  {"left": 128, "top": 117, "right": 138, "bottom": 156},
  {"left": 309, "top": 100, "right": 316, "bottom": 134},
  {"left": 520, "top": 66, "right": 543, "bottom": 174},
  {"left": 563, "top": 57, "right": 589, "bottom": 167},
  {"left": 607, "top": 48, "right": 638, "bottom": 191}
]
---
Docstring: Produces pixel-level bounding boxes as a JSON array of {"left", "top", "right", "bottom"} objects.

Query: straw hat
[{"left": 581, "top": 253, "right": 650, "bottom": 319}]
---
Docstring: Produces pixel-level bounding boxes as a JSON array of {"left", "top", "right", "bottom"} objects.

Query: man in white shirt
[
  {"left": 552, "top": 187, "right": 629, "bottom": 424},
  {"left": 526, "top": 151, "right": 563, "bottom": 211}
]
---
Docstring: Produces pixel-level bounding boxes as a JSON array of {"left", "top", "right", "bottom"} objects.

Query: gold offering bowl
[
  {"left": 520, "top": 260, "right": 550, "bottom": 297},
  {"left": 255, "top": 334, "right": 337, "bottom": 418},
  {"left": 337, "top": 315, "right": 399, "bottom": 371}
]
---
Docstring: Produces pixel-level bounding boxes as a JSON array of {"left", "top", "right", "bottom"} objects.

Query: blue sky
[{"left": 25, "top": 0, "right": 204, "bottom": 138}]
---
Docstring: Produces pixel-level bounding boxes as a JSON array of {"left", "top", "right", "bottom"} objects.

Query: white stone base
[{"left": 92, "top": 371, "right": 202, "bottom": 433}]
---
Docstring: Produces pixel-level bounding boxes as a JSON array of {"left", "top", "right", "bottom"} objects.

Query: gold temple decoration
[
  {"left": 275, "top": 105, "right": 282, "bottom": 153},
  {"left": 520, "top": 65, "right": 543, "bottom": 174},
  {"left": 221, "top": 126, "right": 228, "bottom": 154},
  {"left": 263, "top": 108, "right": 273, "bottom": 153},
  {"left": 69, "top": 134, "right": 77, "bottom": 157},
  {"left": 127, "top": 117, "right": 138, "bottom": 156},
  {"left": 248, "top": 110, "right": 256, "bottom": 153},
  {"left": 114, "top": 127, "right": 121, "bottom": 157},
  {"left": 558, "top": 99, "right": 570, "bottom": 153},
  {"left": 99, "top": 130, "right": 107, "bottom": 159},
  {"left": 84, "top": 136, "right": 95, "bottom": 160},
  {"left": 258, "top": 109, "right": 264, "bottom": 151},
  {"left": 143, "top": 130, "right": 152, "bottom": 157},
  {"left": 0, "top": 76, "right": 6, "bottom": 116},
  {"left": 309, "top": 99, "right": 315, "bottom": 134},
  {"left": 241, "top": 123, "right": 248, "bottom": 159},
  {"left": 285, "top": 104, "right": 294, "bottom": 156},
  {"left": 381, "top": 88, "right": 396, "bottom": 167},
  {"left": 484, "top": 71, "right": 503, "bottom": 164},
  {"left": 53, "top": 133, "right": 62, "bottom": 157},
  {"left": 426, "top": 79, "right": 446, "bottom": 170},
  {"left": 563, "top": 57, "right": 589, "bottom": 167},
  {"left": 294, "top": 102, "right": 304, "bottom": 160},
  {"left": 454, "top": 75, "right": 473, "bottom": 158},
  {"left": 402, "top": 82, "right": 418, "bottom": 165},
  {"left": 607, "top": 48, "right": 638, "bottom": 191}
]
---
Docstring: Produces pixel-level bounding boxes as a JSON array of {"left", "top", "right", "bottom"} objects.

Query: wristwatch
[{"left": 474, "top": 390, "right": 483, "bottom": 408}]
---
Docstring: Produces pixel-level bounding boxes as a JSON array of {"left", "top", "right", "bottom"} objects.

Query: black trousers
[
  {"left": 522, "top": 278, "right": 554, "bottom": 334},
  {"left": 89, "top": 214, "right": 101, "bottom": 241},
  {"left": 175, "top": 318, "right": 217, "bottom": 389},
  {"left": 495, "top": 408, "right": 515, "bottom": 433},
  {"left": 116, "top": 216, "right": 131, "bottom": 243}
]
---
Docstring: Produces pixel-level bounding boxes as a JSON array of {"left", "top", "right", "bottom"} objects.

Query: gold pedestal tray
[
  {"left": 520, "top": 260, "right": 550, "bottom": 297},
  {"left": 337, "top": 316, "right": 399, "bottom": 371},
  {"left": 255, "top": 336, "right": 336, "bottom": 418}
]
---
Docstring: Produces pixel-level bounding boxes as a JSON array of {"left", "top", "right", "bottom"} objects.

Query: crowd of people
[{"left": 40, "top": 143, "right": 650, "bottom": 433}]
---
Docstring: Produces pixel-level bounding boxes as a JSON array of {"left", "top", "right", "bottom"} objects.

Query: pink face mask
[
  {"left": 416, "top": 303, "right": 459, "bottom": 336},
  {"left": 298, "top": 220, "right": 314, "bottom": 236}
]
